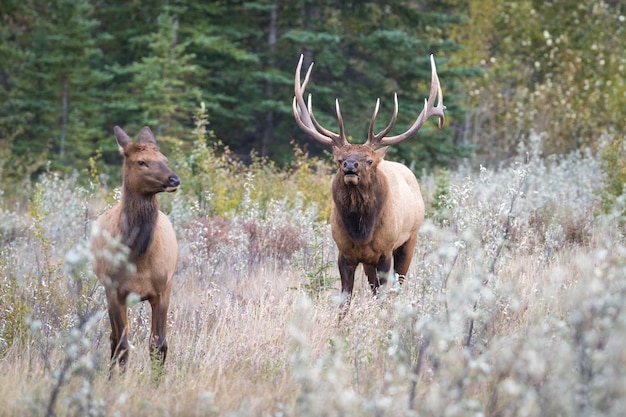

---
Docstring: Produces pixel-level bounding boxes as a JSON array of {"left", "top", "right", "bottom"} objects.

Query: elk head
[
  {"left": 292, "top": 54, "right": 445, "bottom": 186},
  {"left": 114, "top": 126, "right": 181, "bottom": 195}
]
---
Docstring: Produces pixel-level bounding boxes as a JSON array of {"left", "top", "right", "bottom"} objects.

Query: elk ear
[
  {"left": 137, "top": 126, "right": 157, "bottom": 145},
  {"left": 375, "top": 146, "right": 389, "bottom": 159},
  {"left": 114, "top": 125, "right": 131, "bottom": 152},
  {"left": 332, "top": 145, "right": 345, "bottom": 161}
]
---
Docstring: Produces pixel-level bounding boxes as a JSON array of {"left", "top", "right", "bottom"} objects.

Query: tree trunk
[
  {"left": 259, "top": 1, "right": 278, "bottom": 157},
  {"left": 60, "top": 77, "right": 68, "bottom": 159},
  {"left": 302, "top": 2, "right": 317, "bottom": 69}
]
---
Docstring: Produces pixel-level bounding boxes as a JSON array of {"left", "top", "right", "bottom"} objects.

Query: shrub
[{"left": 600, "top": 133, "right": 626, "bottom": 214}]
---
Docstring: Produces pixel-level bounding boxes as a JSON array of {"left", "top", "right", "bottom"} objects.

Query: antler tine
[
  {"left": 376, "top": 54, "right": 446, "bottom": 147},
  {"left": 430, "top": 55, "right": 445, "bottom": 129},
  {"left": 308, "top": 94, "right": 341, "bottom": 140},
  {"left": 335, "top": 99, "right": 346, "bottom": 143},
  {"left": 293, "top": 56, "right": 333, "bottom": 146},
  {"left": 365, "top": 98, "right": 381, "bottom": 147},
  {"left": 293, "top": 54, "right": 348, "bottom": 148},
  {"left": 367, "top": 98, "right": 381, "bottom": 142},
  {"left": 365, "top": 93, "right": 399, "bottom": 147}
]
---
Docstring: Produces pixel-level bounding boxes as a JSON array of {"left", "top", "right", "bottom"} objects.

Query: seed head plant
[{"left": 2, "top": 121, "right": 626, "bottom": 417}]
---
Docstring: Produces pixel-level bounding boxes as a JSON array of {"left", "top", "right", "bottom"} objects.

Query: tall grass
[{"left": 2, "top": 131, "right": 626, "bottom": 416}]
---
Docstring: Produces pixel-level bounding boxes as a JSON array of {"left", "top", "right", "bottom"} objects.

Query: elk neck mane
[
  {"left": 119, "top": 182, "right": 159, "bottom": 260},
  {"left": 333, "top": 171, "right": 389, "bottom": 243}
]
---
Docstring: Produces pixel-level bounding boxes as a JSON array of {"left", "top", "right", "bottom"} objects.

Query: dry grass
[{"left": 2, "top": 135, "right": 626, "bottom": 416}]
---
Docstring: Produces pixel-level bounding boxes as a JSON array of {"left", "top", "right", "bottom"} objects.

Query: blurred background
[{"left": 0, "top": 0, "right": 624, "bottom": 190}]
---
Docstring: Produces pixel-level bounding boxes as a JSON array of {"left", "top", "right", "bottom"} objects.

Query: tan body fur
[
  {"left": 92, "top": 125, "right": 180, "bottom": 369},
  {"left": 292, "top": 54, "right": 444, "bottom": 315},
  {"left": 94, "top": 208, "right": 177, "bottom": 301},
  {"left": 331, "top": 160, "right": 424, "bottom": 269},
  {"left": 328, "top": 146, "right": 426, "bottom": 309}
]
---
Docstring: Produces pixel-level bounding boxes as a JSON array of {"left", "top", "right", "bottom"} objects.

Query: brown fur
[
  {"left": 91, "top": 126, "right": 180, "bottom": 370},
  {"left": 330, "top": 145, "right": 424, "bottom": 309},
  {"left": 292, "top": 54, "right": 444, "bottom": 316}
]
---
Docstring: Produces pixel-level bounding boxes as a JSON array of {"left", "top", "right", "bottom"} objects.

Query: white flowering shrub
[{"left": 3, "top": 131, "right": 626, "bottom": 416}]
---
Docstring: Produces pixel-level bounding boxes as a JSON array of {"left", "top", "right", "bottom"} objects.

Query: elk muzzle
[
  {"left": 342, "top": 159, "right": 360, "bottom": 185},
  {"left": 164, "top": 174, "right": 181, "bottom": 192}
]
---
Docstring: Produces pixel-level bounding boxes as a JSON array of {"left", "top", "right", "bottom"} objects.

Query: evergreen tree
[
  {"left": 276, "top": 0, "right": 474, "bottom": 169},
  {"left": 0, "top": 0, "right": 475, "bottom": 183},
  {"left": 0, "top": 1, "right": 35, "bottom": 180},
  {"left": 113, "top": 9, "right": 203, "bottom": 139},
  {"left": 0, "top": 0, "right": 111, "bottom": 176},
  {"left": 179, "top": 0, "right": 273, "bottom": 158}
]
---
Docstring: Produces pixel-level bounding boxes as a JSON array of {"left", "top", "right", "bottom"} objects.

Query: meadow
[{"left": 2, "top": 131, "right": 626, "bottom": 417}]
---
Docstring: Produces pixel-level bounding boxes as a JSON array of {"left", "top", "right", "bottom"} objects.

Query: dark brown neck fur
[
  {"left": 120, "top": 183, "right": 159, "bottom": 260},
  {"left": 333, "top": 173, "right": 388, "bottom": 243}
]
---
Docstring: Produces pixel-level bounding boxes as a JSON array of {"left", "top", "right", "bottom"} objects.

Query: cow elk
[
  {"left": 91, "top": 125, "right": 180, "bottom": 370},
  {"left": 293, "top": 54, "right": 445, "bottom": 315}
]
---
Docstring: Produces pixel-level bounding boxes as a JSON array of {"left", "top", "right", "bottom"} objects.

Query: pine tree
[
  {"left": 0, "top": 0, "right": 111, "bottom": 176},
  {"left": 276, "top": 0, "right": 474, "bottom": 169},
  {"left": 114, "top": 9, "right": 203, "bottom": 139},
  {"left": 0, "top": 0, "right": 476, "bottom": 182}
]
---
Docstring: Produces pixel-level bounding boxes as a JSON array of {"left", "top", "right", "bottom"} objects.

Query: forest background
[{"left": 1, "top": 0, "right": 623, "bottom": 196}]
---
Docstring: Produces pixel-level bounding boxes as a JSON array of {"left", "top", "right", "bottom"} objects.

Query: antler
[
  {"left": 365, "top": 54, "right": 445, "bottom": 148},
  {"left": 293, "top": 54, "right": 348, "bottom": 148}
]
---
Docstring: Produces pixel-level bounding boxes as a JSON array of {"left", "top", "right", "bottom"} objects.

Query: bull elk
[
  {"left": 293, "top": 54, "right": 445, "bottom": 313},
  {"left": 91, "top": 126, "right": 180, "bottom": 369}
]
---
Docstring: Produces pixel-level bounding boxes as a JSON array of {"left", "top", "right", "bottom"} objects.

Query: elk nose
[
  {"left": 343, "top": 160, "right": 358, "bottom": 170},
  {"left": 168, "top": 174, "right": 181, "bottom": 187}
]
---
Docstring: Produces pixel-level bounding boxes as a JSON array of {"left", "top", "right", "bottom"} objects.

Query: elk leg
[
  {"left": 393, "top": 235, "right": 417, "bottom": 285},
  {"left": 364, "top": 264, "right": 377, "bottom": 294},
  {"left": 368, "top": 255, "right": 392, "bottom": 294},
  {"left": 338, "top": 254, "right": 356, "bottom": 311},
  {"left": 149, "top": 292, "right": 170, "bottom": 364},
  {"left": 107, "top": 296, "right": 129, "bottom": 369}
]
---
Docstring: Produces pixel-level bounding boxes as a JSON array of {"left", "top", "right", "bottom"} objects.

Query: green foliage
[
  {"left": 287, "top": 143, "right": 334, "bottom": 220},
  {"left": 0, "top": 167, "right": 102, "bottom": 357},
  {"left": 601, "top": 134, "right": 626, "bottom": 213},
  {"left": 173, "top": 103, "right": 257, "bottom": 217},
  {"left": 453, "top": 0, "right": 625, "bottom": 162},
  {"left": 294, "top": 230, "right": 338, "bottom": 300},
  {"left": 2, "top": 0, "right": 621, "bottom": 181},
  {"left": 1, "top": 0, "right": 473, "bottom": 188},
  {"left": 0, "top": 255, "right": 29, "bottom": 354},
  {"left": 27, "top": 181, "right": 73, "bottom": 330},
  {"left": 0, "top": 0, "right": 112, "bottom": 178},
  {"left": 111, "top": 10, "right": 203, "bottom": 138},
  {"left": 175, "top": 103, "right": 333, "bottom": 220},
  {"left": 428, "top": 167, "right": 452, "bottom": 226},
  {"left": 0, "top": 180, "right": 67, "bottom": 354}
]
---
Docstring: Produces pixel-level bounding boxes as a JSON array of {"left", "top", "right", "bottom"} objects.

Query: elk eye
[
  {"left": 138, "top": 160, "right": 147, "bottom": 167},
  {"left": 367, "top": 159, "right": 373, "bottom": 165}
]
